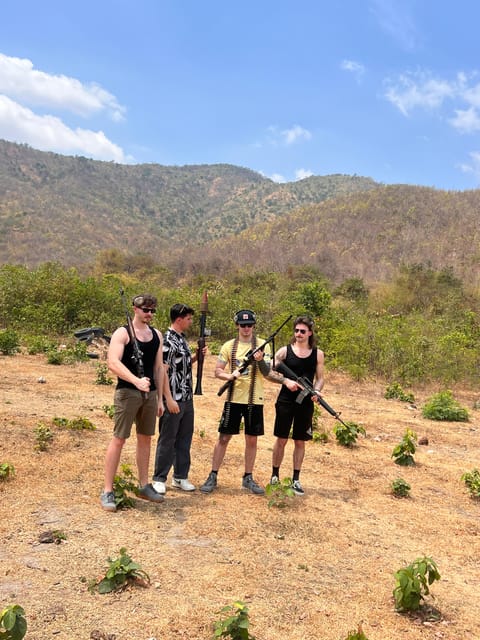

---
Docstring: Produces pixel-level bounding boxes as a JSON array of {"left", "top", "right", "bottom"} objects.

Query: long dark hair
[{"left": 290, "top": 315, "right": 316, "bottom": 348}]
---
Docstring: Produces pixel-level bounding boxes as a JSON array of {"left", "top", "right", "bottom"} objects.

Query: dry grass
[{"left": 1, "top": 353, "right": 480, "bottom": 640}]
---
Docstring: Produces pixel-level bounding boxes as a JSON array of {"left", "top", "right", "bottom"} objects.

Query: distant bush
[
  {"left": 385, "top": 382, "right": 415, "bottom": 403},
  {"left": 461, "top": 468, "right": 480, "bottom": 498},
  {"left": 0, "top": 329, "right": 20, "bottom": 355},
  {"left": 422, "top": 390, "right": 469, "bottom": 422}
]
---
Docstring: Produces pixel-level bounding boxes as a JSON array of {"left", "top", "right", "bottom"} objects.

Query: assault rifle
[
  {"left": 275, "top": 360, "right": 349, "bottom": 428},
  {"left": 217, "top": 315, "right": 292, "bottom": 397},
  {"left": 194, "top": 291, "right": 209, "bottom": 395},
  {"left": 120, "top": 288, "right": 147, "bottom": 399}
]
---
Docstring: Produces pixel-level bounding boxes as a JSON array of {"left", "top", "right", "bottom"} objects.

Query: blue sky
[{"left": 1, "top": 1, "right": 480, "bottom": 190}]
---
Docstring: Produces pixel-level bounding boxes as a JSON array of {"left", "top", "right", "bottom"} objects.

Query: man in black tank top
[
  {"left": 100, "top": 293, "right": 165, "bottom": 512},
  {"left": 269, "top": 315, "right": 325, "bottom": 496}
]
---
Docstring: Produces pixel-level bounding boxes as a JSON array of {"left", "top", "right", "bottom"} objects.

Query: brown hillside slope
[
  {"left": 1, "top": 352, "right": 480, "bottom": 639},
  {"left": 174, "top": 185, "right": 480, "bottom": 286}
]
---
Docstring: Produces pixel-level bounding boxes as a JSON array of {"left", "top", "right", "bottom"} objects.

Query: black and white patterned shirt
[{"left": 163, "top": 328, "right": 193, "bottom": 402}]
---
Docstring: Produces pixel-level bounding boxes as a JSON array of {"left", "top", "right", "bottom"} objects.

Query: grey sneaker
[
  {"left": 138, "top": 483, "right": 164, "bottom": 503},
  {"left": 200, "top": 472, "right": 217, "bottom": 493},
  {"left": 100, "top": 490, "right": 116, "bottom": 512},
  {"left": 242, "top": 475, "right": 265, "bottom": 495},
  {"left": 292, "top": 480, "right": 305, "bottom": 496}
]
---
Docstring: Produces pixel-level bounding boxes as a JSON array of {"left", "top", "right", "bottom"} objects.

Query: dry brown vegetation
[{"left": 1, "top": 353, "right": 480, "bottom": 640}]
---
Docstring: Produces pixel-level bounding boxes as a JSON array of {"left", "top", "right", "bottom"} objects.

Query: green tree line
[{"left": 1, "top": 261, "right": 479, "bottom": 386}]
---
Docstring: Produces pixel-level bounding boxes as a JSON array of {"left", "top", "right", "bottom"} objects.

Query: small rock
[
  {"left": 418, "top": 436, "right": 429, "bottom": 445},
  {"left": 37, "top": 376, "right": 46, "bottom": 384}
]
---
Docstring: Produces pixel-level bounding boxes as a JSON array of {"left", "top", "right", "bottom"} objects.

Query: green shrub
[
  {"left": 102, "top": 404, "right": 115, "bottom": 419},
  {"left": 0, "top": 329, "right": 20, "bottom": 355},
  {"left": 392, "top": 429, "right": 417, "bottom": 466},
  {"left": 24, "top": 335, "right": 55, "bottom": 355},
  {"left": 344, "top": 625, "right": 369, "bottom": 640},
  {"left": 213, "top": 600, "right": 255, "bottom": 640},
  {"left": 95, "top": 363, "right": 113, "bottom": 385},
  {"left": 52, "top": 416, "right": 96, "bottom": 431},
  {"left": 89, "top": 547, "right": 150, "bottom": 594},
  {"left": 265, "top": 477, "right": 296, "bottom": 508},
  {"left": 422, "top": 390, "right": 469, "bottom": 421},
  {"left": 393, "top": 556, "right": 440, "bottom": 612},
  {"left": 461, "top": 468, "right": 480, "bottom": 498},
  {"left": 333, "top": 421, "right": 366, "bottom": 447},
  {"left": 0, "top": 604, "right": 27, "bottom": 639},
  {"left": 34, "top": 423, "right": 53, "bottom": 451},
  {"left": 391, "top": 477, "right": 411, "bottom": 497},
  {"left": 113, "top": 464, "right": 139, "bottom": 509},
  {"left": 385, "top": 382, "right": 415, "bottom": 403}
]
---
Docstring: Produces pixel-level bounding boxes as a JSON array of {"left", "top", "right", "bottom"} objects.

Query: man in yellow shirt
[{"left": 200, "top": 309, "right": 271, "bottom": 495}]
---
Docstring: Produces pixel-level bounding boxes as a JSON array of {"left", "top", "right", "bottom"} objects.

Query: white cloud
[
  {"left": 269, "top": 172, "right": 287, "bottom": 183},
  {"left": 459, "top": 151, "right": 480, "bottom": 183},
  {"left": 295, "top": 168, "right": 313, "bottom": 180},
  {"left": 340, "top": 59, "right": 365, "bottom": 82},
  {"left": 450, "top": 107, "right": 480, "bottom": 134},
  {"left": 266, "top": 124, "right": 312, "bottom": 146},
  {"left": 384, "top": 71, "right": 456, "bottom": 116},
  {"left": 0, "top": 53, "right": 125, "bottom": 120},
  {"left": 0, "top": 95, "right": 128, "bottom": 162}
]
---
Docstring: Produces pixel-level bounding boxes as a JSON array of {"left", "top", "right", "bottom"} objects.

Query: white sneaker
[
  {"left": 152, "top": 480, "right": 166, "bottom": 494},
  {"left": 172, "top": 478, "right": 196, "bottom": 491}
]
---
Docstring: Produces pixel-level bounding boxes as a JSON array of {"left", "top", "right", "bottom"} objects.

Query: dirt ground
[{"left": 1, "top": 352, "right": 480, "bottom": 640}]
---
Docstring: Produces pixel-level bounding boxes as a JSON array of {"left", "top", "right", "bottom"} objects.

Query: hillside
[
  {"left": 0, "top": 139, "right": 377, "bottom": 267},
  {"left": 173, "top": 184, "right": 480, "bottom": 286}
]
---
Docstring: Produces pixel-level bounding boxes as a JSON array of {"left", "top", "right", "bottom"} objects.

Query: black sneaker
[
  {"left": 138, "top": 483, "right": 164, "bottom": 503},
  {"left": 292, "top": 480, "right": 305, "bottom": 496},
  {"left": 200, "top": 472, "right": 217, "bottom": 493}
]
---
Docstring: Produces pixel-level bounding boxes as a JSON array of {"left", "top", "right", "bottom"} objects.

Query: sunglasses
[
  {"left": 294, "top": 328, "right": 307, "bottom": 334},
  {"left": 241, "top": 323, "right": 255, "bottom": 328},
  {"left": 140, "top": 307, "right": 156, "bottom": 314}
]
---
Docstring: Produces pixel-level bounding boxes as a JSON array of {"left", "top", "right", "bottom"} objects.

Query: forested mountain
[
  {"left": 0, "top": 139, "right": 377, "bottom": 266},
  {"left": 174, "top": 185, "right": 480, "bottom": 286},
  {"left": 1, "top": 139, "right": 479, "bottom": 288}
]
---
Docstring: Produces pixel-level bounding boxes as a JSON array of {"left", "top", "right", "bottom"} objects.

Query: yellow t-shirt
[{"left": 218, "top": 337, "right": 272, "bottom": 405}]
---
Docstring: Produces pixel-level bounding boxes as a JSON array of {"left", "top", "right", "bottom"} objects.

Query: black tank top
[
  {"left": 278, "top": 344, "right": 317, "bottom": 404},
  {"left": 116, "top": 326, "right": 160, "bottom": 391}
]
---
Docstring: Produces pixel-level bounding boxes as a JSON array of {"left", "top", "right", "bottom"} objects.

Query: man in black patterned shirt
[{"left": 152, "top": 303, "right": 203, "bottom": 494}]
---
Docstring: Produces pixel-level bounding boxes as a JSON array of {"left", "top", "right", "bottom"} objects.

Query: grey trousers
[{"left": 153, "top": 399, "right": 194, "bottom": 481}]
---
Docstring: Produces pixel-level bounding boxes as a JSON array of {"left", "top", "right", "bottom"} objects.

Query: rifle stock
[
  {"left": 194, "top": 291, "right": 208, "bottom": 395},
  {"left": 217, "top": 315, "right": 293, "bottom": 397},
  {"left": 119, "top": 289, "right": 147, "bottom": 399},
  {"left": 275, "top": 360, "right": 349, "bottom": 427}
]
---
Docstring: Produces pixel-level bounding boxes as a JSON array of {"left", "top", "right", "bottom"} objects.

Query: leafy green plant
[
  {"left": 0, "top": 462, "right": 15, "bottom": 481},
  {"left": 34, "top": 423, "right": 53, "bottom": 451},
  {"left": 52, "top": 416, "right": 96, "bottom": 431},
  {"left": 24, "top": 334, "right": 55, "bottom": 355},
  {"left": 102, "top": 404, "right": 115, "bottom": 419},
  {"left": 46, "top": 349, "right": 65, "bottom": 365},
  {"left": 391, "top": 477, "right": 411, "bottom": 498},
  {"left": 343, "top": 624, "right": 369, "bottom": 640},
  {"left": 89, "top": 547, "right": 150, "bottom": 594},
  {"left": 265, "top": 477, "right": 295, "bottom": 508},
  {"left": 333, "top": 421, "right": 366, "bottom": 447},
  {"left": 213, "top": 600, "right": 255, "bottom": 640},
  {"left": 0, "top": 604, "right": 27, "bottom": 640},
  {"left": 385, "top": 382, "right": 415, "bottom": 403},
  {"left": 392, "top": 429, "right": 417, "bottom": 466},
  {"left": 113, "top": 464, "right": 139, "bottom": 509},
  {"left": 461, "top": 468, "right": 480, "bottom": 498},
  {"left": 312, "top": 429, "right": 328, "bottom": 443},
  {"left": 0, "top": 329, "right": 20, "bottom": 356},
  {"left": 95, "top": 363, "right": 113, "bottom": 385},
  {"left": 422, "top": 390, "right": 469, "bottom": 422},
  {"left": 393, "top": 556, "right": 440, "bottom": 612}
]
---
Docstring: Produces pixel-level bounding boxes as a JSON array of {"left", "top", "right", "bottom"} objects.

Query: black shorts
[
  {"left": 218, "top": 402, "right": 264, "bottom": 436},
  {"left": 274, "top": 399, "right": 314, "bottom": 441}
]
